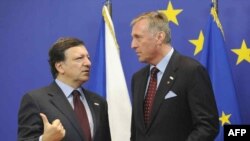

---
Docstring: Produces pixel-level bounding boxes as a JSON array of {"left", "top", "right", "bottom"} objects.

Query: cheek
[
  {"left": 142, "top": 41, "right": 153, "bottom": 51},
  {"left": 68, "top": 64, "right": 81, "bottom": 72},
  {"left": 139, "top": 40, "right": 149, "bottom": 50},
  {"left": 73, "top": 62, "right": 82, "bottom": 67}
]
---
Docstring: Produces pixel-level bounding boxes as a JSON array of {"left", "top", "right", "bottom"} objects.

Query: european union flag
[
  {"left": 199, "top": 5, "right": 242, "bottom": 141},
  {"left": 86, "top": 12, "right": 106, "bottom": 97}
]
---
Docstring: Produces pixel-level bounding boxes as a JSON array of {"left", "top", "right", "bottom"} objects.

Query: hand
[{"left": 40, "top": 113, "right": 66, "bottom": 141}]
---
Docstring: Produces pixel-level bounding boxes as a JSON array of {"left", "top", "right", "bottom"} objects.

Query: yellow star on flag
[
  {"left": 189, "top": 31, "right": 204, "bottom": 55},
  {"left": 231, "top": 40, "right": 250, "bottom": 65},
  {"left": 159, "top": 1, "right": 183, "bottom": 25},
  {"left": 219, "top": 111, "right": 231, "bottom": 126}
]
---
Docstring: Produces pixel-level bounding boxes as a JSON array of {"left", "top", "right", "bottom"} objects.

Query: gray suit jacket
[
  {"left": 18, "top": 82, "right": 111, "bottom": 141},
  {"left": 131, "top": 51, "right": 219, "bottom": 141}
]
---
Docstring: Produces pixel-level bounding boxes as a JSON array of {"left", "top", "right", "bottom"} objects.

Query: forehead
[
  {"left": 132, "top": 19, "right": 149, "bottom": 35},
  {"left": 64, "top": 45, "right": 88, "bottom": 56}
]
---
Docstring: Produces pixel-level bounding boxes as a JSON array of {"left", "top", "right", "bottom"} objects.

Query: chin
[
  {"left": 139, "top": 58, "right": 146, "bottom": 63},
  {"left": 80, "top": 76, "right": 89, "bottom": 82},
  {"left": 83, "top": 77, "right": 89, "bottom": 82}
]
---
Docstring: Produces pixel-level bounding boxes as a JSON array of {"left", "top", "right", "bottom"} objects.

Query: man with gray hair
[{"left": 130, "top": 11, "right": 219, "bottom": 141}]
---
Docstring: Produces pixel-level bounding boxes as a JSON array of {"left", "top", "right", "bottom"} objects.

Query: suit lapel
[
  {"left": 147, "top": 51, "right": 180, "bottom": 130},
  {"left": 82, "top": 88, "right": 100, "bottom": 139},
  {"left": 47, "top": 82, "right": 85, "bottom": 140},
  {"left": 136, "top": 66, "right": 151, "bottom": 130}
]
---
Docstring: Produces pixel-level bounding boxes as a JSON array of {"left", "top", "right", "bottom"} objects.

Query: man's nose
[
  {"left": 131, "top": 39, "right": 137, "bottom": 49},
  {"left": 83, "top": 58, "right": 91, "bottom": 67}
]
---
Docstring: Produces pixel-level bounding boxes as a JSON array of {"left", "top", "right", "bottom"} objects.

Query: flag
[
  {"left": 199, "top": 5, "right": 242, "bottom": 141},
  {"left": 87, "top": 5, "right": 132, "bottom": 141}
]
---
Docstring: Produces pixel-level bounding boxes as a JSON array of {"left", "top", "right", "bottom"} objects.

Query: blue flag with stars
[{"left": 199, "top": 5, "right": 242, "bottom": 141}]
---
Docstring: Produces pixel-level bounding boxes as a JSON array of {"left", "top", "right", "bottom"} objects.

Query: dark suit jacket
[
  {"left": 18, "top": 82, "right": 111, "bottom": 141},
  {"left": 131, "top": 51, "right": 219, "bottom": 141}
]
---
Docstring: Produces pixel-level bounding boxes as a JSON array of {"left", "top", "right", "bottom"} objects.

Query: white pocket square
[
  {"left": 164, "top": 91, "right": 177, "bottom": 99},
  {"left": 94, "top": 102, "right": 100, "bottom": 106}
]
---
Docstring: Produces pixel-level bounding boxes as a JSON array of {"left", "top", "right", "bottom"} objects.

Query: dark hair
[{"left": 48, "top": 37, "right": 85, "bottom": 78}]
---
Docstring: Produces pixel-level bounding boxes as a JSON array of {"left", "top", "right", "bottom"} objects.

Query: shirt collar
[
  {"left": 55, "top": 79, "right": 83, "bottom": 98},
  {"left": 150, "top": 47, "right": 174, "bottom": 73}
]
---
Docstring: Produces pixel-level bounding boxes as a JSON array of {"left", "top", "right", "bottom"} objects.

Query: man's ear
[
  {"left": 55, "top": 62, "right": 64, "bottom": 74},
  {"left": 156, "top": 31, "right": 166, "bottom": 44}
]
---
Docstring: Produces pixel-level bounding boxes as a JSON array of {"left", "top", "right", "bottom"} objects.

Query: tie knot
[
  {"left": 72, "top": 90, "right": 81, "bottom": 97},
  {"left": 151, "top": 67, "right": 159, "bottom": 76}
]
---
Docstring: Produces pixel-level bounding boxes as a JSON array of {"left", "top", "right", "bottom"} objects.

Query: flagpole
[
  {"left": 105, "top": 0, "right": 112, "bottom": 18},
  {"left": 212, "top": 0, "right": 218, "bottom": 14}
]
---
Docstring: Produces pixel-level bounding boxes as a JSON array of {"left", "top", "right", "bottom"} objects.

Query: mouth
[
  {"left": 82, "top": 69, "right": 90, "bottom": 73},
  {"left": 136, "top": 51, "right": 141, "bottom": 55},
  {"left": 137, "top": 53, "right": 142, "bottom": 57}
]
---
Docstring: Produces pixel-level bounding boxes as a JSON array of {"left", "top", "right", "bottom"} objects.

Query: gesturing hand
[{"left": 40, "top": 113, "right": 66, "bottom": 141}]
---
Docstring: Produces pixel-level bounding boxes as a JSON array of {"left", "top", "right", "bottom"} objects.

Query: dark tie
[
  {"left": 72, "top": 90, "right": 91, "bottom": 141},
  {"left": 144, "top": 67, "right": 159, "bottom": 126}
]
